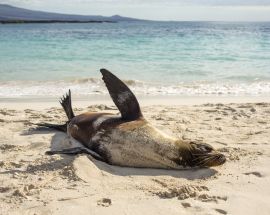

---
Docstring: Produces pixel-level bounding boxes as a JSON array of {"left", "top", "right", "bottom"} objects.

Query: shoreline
[{"left": 0, "top": 95, "right": 269, "bottom": 110}]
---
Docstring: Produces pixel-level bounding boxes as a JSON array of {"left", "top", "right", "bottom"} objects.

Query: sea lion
[{"left": 37, "top": 69, "right": 226, "bottom": 169}]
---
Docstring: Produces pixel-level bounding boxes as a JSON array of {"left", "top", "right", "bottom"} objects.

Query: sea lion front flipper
[
  {"left": 35, "top": 123, "right": 67, "bottom": 132},
  {"left": 100, "top": 68, "right": 142, "bottom": 120},
  {"left": 46, "top": 147, "right": 105, "bottom": 161}
]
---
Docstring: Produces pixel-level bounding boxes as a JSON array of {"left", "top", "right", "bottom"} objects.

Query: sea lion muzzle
[{"left": 189, "top": 142, "right": 226, "bottom": 167}]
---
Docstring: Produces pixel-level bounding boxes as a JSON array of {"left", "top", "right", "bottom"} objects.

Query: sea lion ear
[{"left": 100, "top": 68, "right": 143, "bottom": 121}]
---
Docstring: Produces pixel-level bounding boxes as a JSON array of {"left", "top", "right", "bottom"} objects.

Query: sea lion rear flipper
[
  {"left": 60, "top": 89, "right": 75, "bottom": 120},
  {"left": 100, "top": 69, "right": 142, "bottom": 120},
  {"left": 35, "top": 90, "right": 74, "bottom": 132}
]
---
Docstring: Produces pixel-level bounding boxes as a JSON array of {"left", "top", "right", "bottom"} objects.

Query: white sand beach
[{"left": 0, "top": 100, "right": 270, "bottom": 215}]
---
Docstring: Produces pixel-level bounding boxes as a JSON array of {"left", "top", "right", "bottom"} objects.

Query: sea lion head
[
  {"left": 175, "top": 140, "right": 226, "bottom": 168},
  {"left": 188, "top": 142, "right": 226, "bottom": 167}
]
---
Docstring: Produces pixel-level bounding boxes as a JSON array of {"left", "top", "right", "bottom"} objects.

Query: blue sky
[{"left": 2, "top": 0, "right": 270, "bottom": 21}]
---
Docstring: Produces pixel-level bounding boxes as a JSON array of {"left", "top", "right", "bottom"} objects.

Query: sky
[{"left": 1, "top": 0, "right": 270, "bottom": 21}]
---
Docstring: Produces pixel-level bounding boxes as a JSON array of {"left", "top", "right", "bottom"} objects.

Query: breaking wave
[{"left": 1, "top": 78, "right": 270, "bottom": 98}]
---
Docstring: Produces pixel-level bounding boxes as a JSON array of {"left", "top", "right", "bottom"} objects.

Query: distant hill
[{"left": 0, "top": 4, "right": 142, "bottom": 23}]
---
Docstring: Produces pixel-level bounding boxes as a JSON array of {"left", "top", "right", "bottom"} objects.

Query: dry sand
[{"left": 0, "top": 102, "right": 270, "bottom": 215}]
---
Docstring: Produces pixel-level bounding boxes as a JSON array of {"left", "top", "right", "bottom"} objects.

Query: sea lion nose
[{"left": 218, "top": 154, "right": 226, "bottom": 164}]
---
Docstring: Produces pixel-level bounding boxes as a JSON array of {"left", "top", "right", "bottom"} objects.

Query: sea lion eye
[
  {"left": 201, "top": 144, "right": 213, "bottom": 152},
  {"left": 190, "top": 142, "right": 213, "bottom": 153}
]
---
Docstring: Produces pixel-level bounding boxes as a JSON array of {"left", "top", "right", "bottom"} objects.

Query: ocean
[{"left": 0, "top": 21, "right": 270, "bottom": 98}]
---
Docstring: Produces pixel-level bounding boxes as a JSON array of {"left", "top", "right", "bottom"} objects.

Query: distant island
[
  {"left": 0, "top": 4, "right": 143, "bottom": 24},
  {"left": 0, "top": 20, "right": 116, "bottom": 24}
]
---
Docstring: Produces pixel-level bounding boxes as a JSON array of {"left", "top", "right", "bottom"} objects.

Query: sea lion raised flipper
[{"left": 100, "top": 68, "right": 142, "bottom": 120}]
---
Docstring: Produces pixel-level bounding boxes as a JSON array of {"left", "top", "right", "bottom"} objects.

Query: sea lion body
[
  {"left": 68, "top": 113, "right": 193, "bottom": 169},
  {"left": 66, "top": 111, "right": 214, "bottom": 169},
  {"left": 97, "top": 119, "right": 181, "bottom": 169}
]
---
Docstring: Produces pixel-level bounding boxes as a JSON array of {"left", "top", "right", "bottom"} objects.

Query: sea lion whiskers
[
  {"left": 191, "top": 154, "right": 208, "bottom": 165},
  {"left": 195, "top": 155, "right": 216, "bottom": 166},
  {"left": 206, "top": 155, "right": 224, "bottom": 166},
  {"left": 193, "top": 152, "right": 226, "bottom": 167}
]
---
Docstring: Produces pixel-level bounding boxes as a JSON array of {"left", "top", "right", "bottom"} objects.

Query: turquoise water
[{"left": 0, "top": 21, "right": 270, "bottom": 97}]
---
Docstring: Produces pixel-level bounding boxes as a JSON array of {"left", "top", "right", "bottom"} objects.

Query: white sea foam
[{"left": 1, "top": 79, "right": 270, "bottom": 98}]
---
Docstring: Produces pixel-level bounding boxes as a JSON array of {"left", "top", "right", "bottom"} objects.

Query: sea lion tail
[
  {"left": 59, "top": 89, "right": 75, "bottom": 121},
  {"left": 35, "top": 123, "right": 67, "bottom": 132}
]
